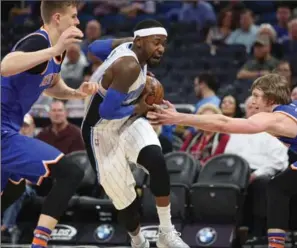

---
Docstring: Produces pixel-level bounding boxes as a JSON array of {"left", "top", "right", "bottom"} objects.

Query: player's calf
[
  {"left": 137, "top": 145, "right": 190, "bottom": 248},
  {"left": 118, "top": 198, "right": 149, "bottom": 248},
  {"left": 32, "top": 156, "right": 84, "bottom": 248}
]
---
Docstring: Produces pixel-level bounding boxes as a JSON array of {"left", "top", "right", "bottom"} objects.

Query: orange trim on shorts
[
  {"left": 36, "top": 153, "right": 64, "bottom": 186},
  {"left": 8, "top": 178, "right": 25, "bottom": 185}
]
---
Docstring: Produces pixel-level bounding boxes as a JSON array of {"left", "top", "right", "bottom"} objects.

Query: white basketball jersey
[{"left": 85, "top": 42, "right": 147, "bottom": 131}]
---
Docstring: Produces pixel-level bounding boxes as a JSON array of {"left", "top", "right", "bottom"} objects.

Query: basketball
[{"left": 143, "top": 76, "right": 164, "bottom": 105}]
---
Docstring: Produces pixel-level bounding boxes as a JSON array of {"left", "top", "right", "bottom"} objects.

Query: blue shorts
[{"left": 1, "top": 130, "right": 63, "bottom": 192}]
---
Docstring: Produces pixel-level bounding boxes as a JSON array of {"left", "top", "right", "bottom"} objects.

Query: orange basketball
[{"left": 142, "top": 76, "right": 164, "bottom": 105}]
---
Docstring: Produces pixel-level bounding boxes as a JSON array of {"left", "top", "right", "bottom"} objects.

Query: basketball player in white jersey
[{"left": 82, "top": 20, "right": 189, "bottom": 248}]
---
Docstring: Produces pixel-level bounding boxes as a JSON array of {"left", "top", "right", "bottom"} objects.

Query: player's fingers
[
  {"left": 146, "top": 111, "right": 158, "bottom": 119},
  {"left": 68, "top": 38, "right": 82, "bottom": 44},
  {"left": 153, "top": 104, "right": 165, "bottom": 113},
  {"left": 149, "top": 120, "right": 161, "bottom": 125},
  {"left": 163, "top": 100, "right": 175, "bottom": 109}
]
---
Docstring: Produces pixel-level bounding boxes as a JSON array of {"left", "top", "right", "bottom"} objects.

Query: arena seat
[
  {"left": 190, "top": 154, "right": 250, "bottom": 223},
  {"left": 141, "top": 152, "right": 200, "bottom": 221}
]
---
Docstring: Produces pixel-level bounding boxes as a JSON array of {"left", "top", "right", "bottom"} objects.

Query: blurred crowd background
[{"left": 1, "top": 0, "right": 297, "bottom": 246}]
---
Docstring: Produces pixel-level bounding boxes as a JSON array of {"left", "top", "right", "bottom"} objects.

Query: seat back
[
  {"left": 65, "top": 151, "right": 96, "bottom": 195},
  {"left": 165, "top": 151, "right": 200, "bottom": 186},
  {"left": 198, "top": 154, "right": 250, "bottom": 189}
]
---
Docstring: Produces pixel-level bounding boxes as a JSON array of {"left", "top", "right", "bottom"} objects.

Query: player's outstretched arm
[
  {"left": 148, "top": 101, "right": 273, "bottom": 134},
  {"left": 1, "top": 27, "right": 83, "bottom": 77},
  {"left": 44, "top": 74, "right": 99, "bottom": 99},
  {"left": 88, "top": 37, "right": 133, "bottom": 61}
]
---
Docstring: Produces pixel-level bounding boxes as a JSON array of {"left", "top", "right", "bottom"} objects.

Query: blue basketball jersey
[
  {"left": 1, "top": 28, "right": 62, "bottom": 132},
  {"left": 273, "top": 101, "right": 297, "bottom": 152}
]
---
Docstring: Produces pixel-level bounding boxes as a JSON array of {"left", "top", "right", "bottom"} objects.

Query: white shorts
[{"left": 91, "top": 118, "right": 161, "bottom": 210}]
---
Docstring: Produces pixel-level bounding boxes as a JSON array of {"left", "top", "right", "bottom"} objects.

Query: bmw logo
[
  {"left": 196, "top": 227, "right": 217, "bottom": 246},
  {"left": 95, "top": 224, "right": 114, "bottom": 242}
]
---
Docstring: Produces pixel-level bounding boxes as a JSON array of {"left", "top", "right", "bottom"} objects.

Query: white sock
[
  {"left": 157, "top": 204, "right": 173, "bottom": 232},
  {"left": 129, "top": 231, "right": 146, "bottom": 245}
]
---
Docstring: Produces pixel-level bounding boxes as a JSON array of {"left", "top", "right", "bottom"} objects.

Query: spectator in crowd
[
  {"left": 168, "top": 0, "right": 216, "bottom": 29},
  {"left": 193, "top": 72, "right": 221, "bottom": 112},
  {"left": 273, "top": 3, "right": 291, "bottom": 44},
  {"left": 19, "top": 113, "right": 35, "bottom": 137},
  {"left": 36, "top": 100, "right": 85, "bottom": 196},
  {"left": 258, "top": 23, "right": 277, "bottom": 43},
  {"left": 37, "top": 100, "right": 85, "bottom": 154},
  {"left": 80, "top": 20, "right": 101, "bottom": 57},
  {"left": 61, "top": 43, "right": 89, "bottom": 89},
  {"left": 291, "top": 86, "right": 297, "bottom": 101},
  {"left": 120, "top": 0, "right": 156, "bottom": 18},
  {"left": 92, "top": 0, "right": 128, "bottom": 17},
  {"left": 153, "top": 125, "right": 173, "bottom": 155},
  {"left": 275, "top": 60, "right": 295, "bottom": 88},
  {"left": 224, "top": 96, "right": 288, "bottom": 237},
  {"left": 226, "top": 9, "right": 258, "bottom": 53},
  {"left": 220, "top": 93, "right": 243, "bottom": 118},
  {"left": 257, "top": 23, "right": 283, "bottom": 59},
  {"left": 1, "top": 114, "right": 36, "bottom": 244},
  {"left": 206, "top": 7, "right": 233, "bottom": 45},
  {"left": 237, "top": 35, "right": 279, "bottom": 80},
  {"left": 288, "top": 18, "right": 297, "bottom": 41},
  {"left": 180, "top": 104, "right": 229, "bottom": 165},
  {"left": 183, "top": 73, "right": 220, "bottom": 138}
]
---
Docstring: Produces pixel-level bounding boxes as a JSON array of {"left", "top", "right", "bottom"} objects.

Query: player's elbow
[
  {"left": 1, "top": 60, "right": 12, "bottom": 77},
  {"left": 99, "top": 104, "right": 114, "bottom": 120},
  {"left": 1, "top": 54, "right": 19, "bottom": 77}
]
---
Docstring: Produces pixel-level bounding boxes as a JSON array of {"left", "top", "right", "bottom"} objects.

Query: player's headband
[{"left": 133, "top": 27, "right": 167, "bottom": 39}]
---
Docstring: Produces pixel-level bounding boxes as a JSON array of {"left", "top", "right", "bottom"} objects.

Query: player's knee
[
  {"left": 118, "top": 198, "right": 140, "bottom": 232},
  {"left": 137, "top": 145, "right": 167, "bottom": 174},
  {"left": 137, "top": 145, "right": 170, "bottom": 196},
  {"left": 51, "top": 156, "right": 84, "bottom": 185}
]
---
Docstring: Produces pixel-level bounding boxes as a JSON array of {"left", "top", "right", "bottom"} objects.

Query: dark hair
[
  {"left": 198, "top": 73, "right": 218, "bottom": 93},
  {"left": 220, "top": 93, "right": 244, "bottom": 118},
  {"left": 217, "top": 8, "right": 232, "bottom": 28},
  {"left": 277, "top": 2, "right": 291, "bottom": 10},
  {"left": 134, "top": 19, "right": 163, "bottom": 32}
]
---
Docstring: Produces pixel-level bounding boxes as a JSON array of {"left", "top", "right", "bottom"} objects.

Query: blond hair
[
  {"left": 41, "top": 0, "right": 78, "bottom": 24},
  {"left": 251, "top": 74, "right": 291, "bottom": 105},
  {"left": 197, "top": 104, "right": 222, "bottom": 115}
]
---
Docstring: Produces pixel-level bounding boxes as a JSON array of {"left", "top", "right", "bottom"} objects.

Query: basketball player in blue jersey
[
  {"left": 148, "top": 73, "right": 297, "bottom": 248},
  {"left": 1, "top": 1, "right": 99, "bottom": 248}
]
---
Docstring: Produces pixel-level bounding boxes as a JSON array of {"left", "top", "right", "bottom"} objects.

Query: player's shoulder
[
  {"left": 13, "top": 31, "right": 49, "bottom": 52},
  {"left": 273, "top": 102, "right": 297, "bottom": 114},
  {"left": 112, "top": 56, "right": 141, "bottom": 74}
]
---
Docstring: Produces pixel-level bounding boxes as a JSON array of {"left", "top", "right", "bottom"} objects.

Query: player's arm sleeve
[
  {"left": 14, "top": 34, "right": 49, "bottom": 74},
  {"left": 88, "top": 38, "right": 133, "bottom": 61},
  {"left": 88, "top": 39, "right": 113, "bottom": 61},
  {"left": 99, "top": 57, "right": 141, "bottom": 120}
]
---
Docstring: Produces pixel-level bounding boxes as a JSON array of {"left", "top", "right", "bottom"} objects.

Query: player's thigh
[
  {"left": 122, "top": 117, "right": 161, "bottom": 164},
  {"left": 91, "top": 130, "right": 136, "bottom": 210},
  {"left": 2, "top": 133, "right": 63, "bottom": 183}
]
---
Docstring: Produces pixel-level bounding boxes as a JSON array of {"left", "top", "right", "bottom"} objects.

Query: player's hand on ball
[
  {"left": 76, "top": 82, "right": 99, "bottom": 98},
  {"left": 147, "top": 100, "right": 178, "bottom": 125},
  {"left": 134, "top": 92, "right": 154, "bottom": 115},
  {"left": 53, "top": 26, "right": 84, "bottom": 55}
]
